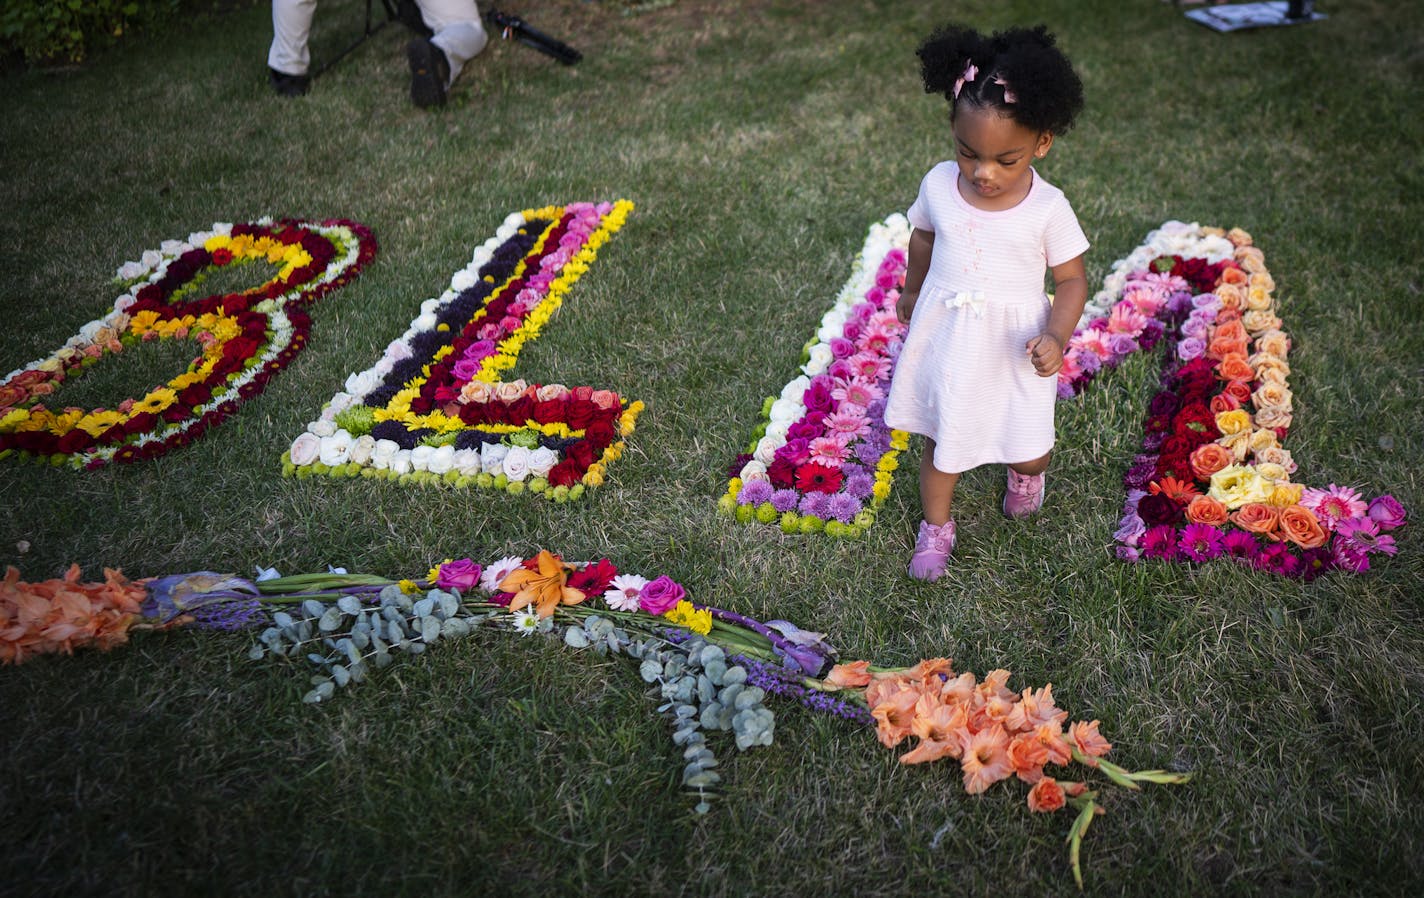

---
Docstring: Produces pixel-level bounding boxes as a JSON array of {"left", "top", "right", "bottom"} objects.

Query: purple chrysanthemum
[
  {"left": 843, "top": 473, "right": 875, "bottom": 501},
  {"left": 737, "top": 479, "right": 773, "bottom": 506},
  {"left": 826, "top": 494, "right": 862, "bottom": 523},
  {"left": 799, "top": 492, "right": 830, "bottom": 518},
  {"left": 770, "top": 489, "right": 801, "bottom": 513}
]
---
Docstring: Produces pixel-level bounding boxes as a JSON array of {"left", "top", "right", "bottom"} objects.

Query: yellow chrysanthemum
[
  {"left": 664, "top": 600, "right": 712, "bottom": 635},
  {"left": 204, "top": 234, "right": 232, "bottom": 252}
]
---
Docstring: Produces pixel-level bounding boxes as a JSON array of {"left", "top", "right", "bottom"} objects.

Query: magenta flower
[
  {"left": 1142, "top": 525, "right": 1180, "bottom": 560},
  {"left": 1333, "top": 516, "right": 1398, "bottom": 557},
  {"left": 1178, "top": 523, "right": 1224, "bottom": 562},
  {"left": 1256, "top": 543, "right": 1302, "bottom": 578},
  {"left": 1367, "top": 494, "right": 1407, "bottom": 530},
  {"left": 1222, "top": 530, "right": 1259, "bottom": 564},
  {"left": 1331, "top": 540, "right": 1370, "bottom": 574}
]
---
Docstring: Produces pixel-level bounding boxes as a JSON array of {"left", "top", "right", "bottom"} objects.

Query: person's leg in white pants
[{"left": 268, "top": 0, "right": 317, "bottom": 77}]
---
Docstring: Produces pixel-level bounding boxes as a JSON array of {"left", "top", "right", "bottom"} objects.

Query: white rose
[
  {"left": 318, "top": 431, "right": 353, "bottom": 467},
  {"left": 780, "top": 375, "right": 811, "bottom": 403},
  {"left": 289, "top": 432, "right": 321, "bottom": 466},
  {"left": 764, "top": 420, "right": 790, "bottom": 441},
  {"left": 116, "top": 261, "right": 146, "bottom": 280},
  {"left": 160, "top": 239, "right": 186, "bottom": 255},
  {"left": 801, "top": 343, "right": 834, "bottom": 376},
  {"left": 307, "top": 419, "right": 336, "bottom": 438},
  {"left": 753, "top": 435, "right": 782, "bottom": 465},
  {"left": 345, "top": 370, "right": 380, "bottom": 396},
  {"left": 452, "top": 448, "right": 481, "bottom": 476},
  {"left": 426, "top": 444, "right": 456, "bottom": 475},
  {"left": 140, "top": 249, "right": 163, "bottom": 269},
  {"left": 414, "top": 312, "right": 438, "bottom": 332},
  {"left": 324, "top": 392, "right": 357, "bottom": 419},
  {"left": 410, "top": 445, "right": 436, "bottom": 472},
  {"left": 502, "top": 445, "right": 532, "bottom": 482},
  {"left": 480, "top": 442, "right": 510, "bottom": 473},
  {"left": 350, "top": 435, "right": 376, "bottom": 466},
  {"left": 389, "top": 450, "right": 413, "bottom": 475},
  {"left": 739, "top": 460, "right": 769, "bottom": 482},
  {"left": 768, "top": 398, "right": 804, "bottom": 426},
  {"left": 370, "top": 441, "right": 398, "bottom": 469},
  {"left": 527, "top": 446, "right": 558, "bottom": 478}
]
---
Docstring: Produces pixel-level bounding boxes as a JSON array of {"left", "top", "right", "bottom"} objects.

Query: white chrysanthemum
[{"left": 512, "top": 609, "right": 541, "bottom": 636}]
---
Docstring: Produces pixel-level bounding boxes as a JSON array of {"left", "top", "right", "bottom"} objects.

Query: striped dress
[{"left": 884, "top": 164, "right": 1089, "bottom": 474}]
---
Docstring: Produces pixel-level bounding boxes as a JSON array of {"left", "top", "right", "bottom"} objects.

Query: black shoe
[
  {"left": 406, "top": 38, "right": 450, "bottom": 108},
  {"left": 268, "top": 67, "right": 310, "bottom": 97}
]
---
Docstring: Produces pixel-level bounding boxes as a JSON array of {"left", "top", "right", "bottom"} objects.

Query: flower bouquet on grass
[
  {"left": 1063, "top": 222, "right": 1405, "bottom": 577},
  {"left": 4, "top": 554, "right": 1187, "bottom": 887}
]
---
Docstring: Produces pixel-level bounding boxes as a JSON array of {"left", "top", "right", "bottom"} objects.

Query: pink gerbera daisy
[
  {"left": 808, "top": 433, "right": 853, "bottom": 467},
  {"left": 1333, "top": 516, "right": 1398, "bottom": 557},
  {"left": 824, "top": 409, "right": 871, "bottom": 441},
  {"left": 1142, "top": 525, "right": 1180, "bottom": 560},
  {"left": 846, "top": 352, "right": 891, "bottom": 381},
  {"left": 1299, "top": 484, "right": 1368, "bottom": 528},
  {"left": 831, "top": 380, "right": 882, "bottom": 408}
]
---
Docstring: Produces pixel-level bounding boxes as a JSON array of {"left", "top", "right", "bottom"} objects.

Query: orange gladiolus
[
  {"left": 901, "top": 696, "right": 968, "bottom": 765},
  {"left": 1278, "top": 504, "right": 1328, "bottom": 549},
  {"left": 1008, "top": 731, "right": 1051, "bottom": 784},
  {"left": 870, "top": 681, "right": 923, "bottom": 749},
  {"left": 1006, "top": 684, "right": 1069, "bottom": 733},
  {"left": 1027, "top": 776, "right": 1067, "bottom": 812},
  {"left": 825, "top": 660, "right": 872, "bottom": 689},
  {"left": 498, "top": 550, "right": 587, "bottom": 619},
  {"left": 0, "top": 564, "right": 146, "bottom": 665},
  {"left": 1068, "top": 720, "right": 1113, "bottom": 762},
  {"left": 959, "top": 724, "right": 1013, "bottom": 794}
]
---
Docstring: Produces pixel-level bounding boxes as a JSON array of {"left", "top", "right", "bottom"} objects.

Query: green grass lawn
[{"left": 2, "top": 0, "right": 1421, "bottom": 894}]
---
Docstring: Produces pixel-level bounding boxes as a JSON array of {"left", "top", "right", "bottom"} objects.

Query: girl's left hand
[{"left": 1026, "top": 333, "right": 1064, "bottom": 377}]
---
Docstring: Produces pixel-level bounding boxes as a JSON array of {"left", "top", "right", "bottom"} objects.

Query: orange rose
[
  {"left": 1223, "top": 380, "right": 1254, "bottom": 405},
  {"left": 1209, "top": 393, "right": 1241, "bottom": 415},
  {"left": 1213, "top": 319, "right": 1248, "bottom": 344},
  {"left": 1190, "top": 443, "right": 1235, "bottom": 479},
  {"left": 1215, "top": 284, "right": 1245, "bottom": 310},
  {"left": 1219, "top": 266, "right": 1249, "bottom": 286},
  {"left": 1231, "top": 502, "right": 1280, "bottom": 537},
  {"left": 1216, "top": 353, "right": 1255, "bottom": 382},
  {"left": 1215, "top": 307, "right": 1243, "bottom": 325},
  {"left": 1277, "top": 504, "right": 1326, "bottom": 548},
  {"left": 1027, "top": 777, "right": 1067, "bottom": 813},
  {"left": 1186, "top": 494, "right": 1229, "bottom": 527}
]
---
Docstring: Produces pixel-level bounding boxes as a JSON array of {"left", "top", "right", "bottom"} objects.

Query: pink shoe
[
  {"left": 908, "top": 519, "right": 956, "bottom": 581},
  {"left": 1004, "top": 468, "right": 1045, "bottom": 518}
]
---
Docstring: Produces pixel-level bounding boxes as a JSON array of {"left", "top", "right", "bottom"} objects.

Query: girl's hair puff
[{"left": 918, "top": 23, "right": 1084, "bottom": 135}]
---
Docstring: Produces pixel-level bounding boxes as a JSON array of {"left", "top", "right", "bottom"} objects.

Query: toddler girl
[{"left": 885, "top": 23, "right": 1089, "bottom": 581}]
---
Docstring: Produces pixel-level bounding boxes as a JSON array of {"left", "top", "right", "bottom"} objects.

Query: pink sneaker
[
  {"left": 908, "top": 519, "right": 956, "bottom": 581},
  {"left": 1004, "top": 468, "right": 1045, "bottom": 518}
]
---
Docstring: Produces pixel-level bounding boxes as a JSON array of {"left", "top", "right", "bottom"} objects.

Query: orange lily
[{"left": 497, "top": 551, "right": 587, "bottom": 619}]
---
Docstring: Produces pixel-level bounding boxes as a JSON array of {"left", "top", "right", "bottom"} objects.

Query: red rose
[
  {"left": 177, "top": 383, "right": 213, "bottom": 408},
  {"left": 532, "top": 399, "right": 568, "bottom": 425},
  {"left": 583, "top": 418, "right": 616, "bottom": 450},
  {"left": 458, "top": 402, "right": 489, "bottom": 425},
  {"left": 56, "top": 429, "right": 96, "bottom": 453},
  {"left": 506, "top": 395, "right": 536, "bottom": 426},
  {"left": 566, "top": 399, "right": 596, "bottom": 430},
  {"left": 767, "top": 457, "right": 797, "bottom": 488},
  {"left": 124, "top": 412, "right": 158, "bottom": 435},
  {"left": 568, "top": 440, "right": 596, "bottom": 469},
  {"left": 548, "top": 459, "right": 583, "bottom": 487}
]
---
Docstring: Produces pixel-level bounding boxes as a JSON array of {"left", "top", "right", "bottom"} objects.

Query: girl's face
[{"left": 951, "top": 104, "right": 1054, "bottom": 210}]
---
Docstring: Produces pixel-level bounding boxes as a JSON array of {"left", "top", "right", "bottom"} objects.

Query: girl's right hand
[{"left": 896, "top": 289, "right": 919, "bottom": 325}]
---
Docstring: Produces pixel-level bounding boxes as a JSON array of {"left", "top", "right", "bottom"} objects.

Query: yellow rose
[
  {"left": 1248, "top": 428, "right": 1280, "bottom": 454},
  {"left": 1254, "top": 462, "right": 1287, "bottom": 484},
  {"left": 1249, "top": 271, "right": 1275, "bottom": 292},
  {"left": 1209, "top": 464, "right": 1272, "bottom": 509},
  {"left": 1242, "top": 310, "right": 1282, "bottom": 334},
  {"left": 1255, "top": 406, "right": 1293, "bottom": 430},
  {"left": 1227, "top": 227, "right": 1253, "bottom": 247},
  {"left": 1215, "top": 409, "right": 1252, "bottom": 436},
  {"left": 1245, "top": 285, "right": 1274, "bottom": 311},
  {"left": 1266, "top": 482, "right": 1304, "bottom": 507}
]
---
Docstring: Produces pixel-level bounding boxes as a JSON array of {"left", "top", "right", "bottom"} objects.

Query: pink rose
[
  {"left": 638, "top": 575, "right": 685, "bottom": 615},
  {"left": 1368, "top": 495, "right": 1406, "bottom": 530},
  {"left": 289, "top": 432, "right": 321, "bottom": 466},
  {"left": 436, "top": 558, "right": 483, "bottom": 591}
]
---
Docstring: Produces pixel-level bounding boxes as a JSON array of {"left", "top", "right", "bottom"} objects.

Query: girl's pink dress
[{"left": 884, "top": 164, "right": 1089, "bottom": 473}]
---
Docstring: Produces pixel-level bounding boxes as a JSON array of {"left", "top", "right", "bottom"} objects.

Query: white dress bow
[{"left": 945, "top": 290, "right": 986, "bottom": 317}]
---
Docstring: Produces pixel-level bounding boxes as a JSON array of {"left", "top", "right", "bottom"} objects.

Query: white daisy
[{"left": 512, "top": 610, "right": 540, "bottom": 636}]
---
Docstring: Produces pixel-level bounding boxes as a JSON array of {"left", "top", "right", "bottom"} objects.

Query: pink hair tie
[
  {"left": 992, "top": 74, "right": 1017, "bottom": 104},
  {"left": 952, "top": 62, "right": 978, "bottom": 99}
]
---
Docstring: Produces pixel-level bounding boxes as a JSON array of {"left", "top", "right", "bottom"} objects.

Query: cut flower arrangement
[
  {"left": 0, "top": 219, "right": 376, "bottom": 468},
  {"left": 4, "top": 555, "right": 1188, "bottom": 888},
  {"left": 284, "top": 202, "right": 642, "bottom": 499},
  {"left": 1067, "top": 223, "right": 1405, "bottom": 577},
  {"left": 721, "top": 214, "right": 913, "bottom": 537}
]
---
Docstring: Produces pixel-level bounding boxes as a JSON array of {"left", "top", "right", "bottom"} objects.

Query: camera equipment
[
  {"left": 314, "top": 0, "right": 430, "bottom": 79},
  {"left": 485, "top": 8, "right": 582, "bottom": 65}
]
